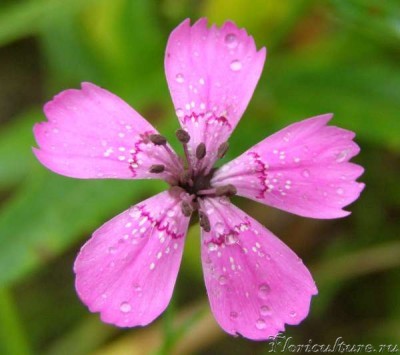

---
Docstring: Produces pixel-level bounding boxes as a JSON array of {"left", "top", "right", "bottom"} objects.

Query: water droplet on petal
[
  {"left": 230, "top": 60, "right": 242, "bottom": 71},
  {"left": 219, "top": 275, "right": 227, "bottom": 285},
  {"left": 207, "top": 242, "right": 218, "bottom": 252},
  {"left": 129, "top": 207, "right": 141, "bottom": 219},
  {"left": 255, "top": 318, "right": 266, "bottom": 330},
  {"left": 219, "top": 197, "right": 230, "bottom": 206},
  {"left": 120, "top": 302, "right": 131, "bottom": 313},
  {"left": 108, "top": 246, "right": 117, "bottom": 254},
  {"left": 225, "top": 33, "right": 238, "bottom": 48},
  {"left": 302, "top": 169, "right": 310, "bottom": 178},
  {"left": 215, "top": 222, "right": 225, "bottom": 234},
  {"left": 336, "top": 149, "right": 350, "bottom": 163},
  {"left": 175, "top": 73, "right": 185, "bottom": 83},
  {"left": 336, "top": 187, "right": 344, "bottom": 195},
  {"left": 230, "top": 311, "right": 238, "bottom": 319},
  {"left": 176, "top": 108, "right": 184, "bottom": 118},
  {"left": 260, "top": 305, "right": 272, "bottom": 316},
  {"left": 289, "top": 310, "right": 297, "bottom": 318},
  {"left": 133, "top": 284, "right": 142, "bottom": 292},
  {"left": 258, "top": 283, "right": 270, "bottom": 299},
  {"left": 225, "top": 233, "right": 238, "bottom": 245}
]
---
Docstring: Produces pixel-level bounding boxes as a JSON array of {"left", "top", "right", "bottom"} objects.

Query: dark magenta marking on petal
[
  {"left": 248, "top": 151, "right": 269, "bottom": 198},
  {"left": 133, "top": 205, "right": 186, "bottom": 240}
]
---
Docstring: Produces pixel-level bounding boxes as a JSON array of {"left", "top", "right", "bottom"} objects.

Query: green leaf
[
  {"left": 0, "top": 109, "right": 39, "bottom": 191},
  {"left": 0, "top": 166, "right": 164, "bottom": 287},
  {"left": 328, "top": 0, "right": 400, "bottom": 49},
  {"left": 0, "top": 0, "right": 100, "bottom": 47},
  {"left": 0, "top": 288, "right": 31, "bottom": 355},
  {"left": 267, "top": 57, "right": 400, "bottom": 151}
]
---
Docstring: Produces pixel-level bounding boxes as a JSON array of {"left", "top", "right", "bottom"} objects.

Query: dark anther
[
  {"left": 216, "top": 184, "right": 237, "bottom": 196},
  {"left": 217, "top": 142, "right": 229, "bottom": 159},
  {"left": 180, "top": 170, "right": 192, "bottom": 184},
  {"left": 149, "top": 164, "right": 165, "bottom": 173},
  {"left": 196, "top": 143, "right": 206, "bottom": 160},
  {"left": 176, "top": 129, "right": 190, "bottom": 144},
  {"left": 199, "top": 211, "right": 211, "bottom": 232},
  {"left": 149, "top": 134, "right": 167, "bottom": 146},
  {"left": 181, "top": 201, "right": 193, "bottom": 217}
]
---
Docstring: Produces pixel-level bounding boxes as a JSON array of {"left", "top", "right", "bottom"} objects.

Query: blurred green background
[{"left": 0, "top": 0, "right": 399, "bottom": 354}]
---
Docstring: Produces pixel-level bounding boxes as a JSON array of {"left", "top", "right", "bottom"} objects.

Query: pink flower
[{"left": 33, "top": 19, "right": 364, "bottom": 340}]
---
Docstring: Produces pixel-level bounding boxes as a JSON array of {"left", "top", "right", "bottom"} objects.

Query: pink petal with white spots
[
  {"left": 165, "top": 18, "right": 266, "bottom": 171},
  {"left": 199, "top": 197, "right": 317, "bottom": 340},
  {"left": 33, "top": 82, "right": 180, "bottom": 183},
  {"left": 74, "top": 189, "right": 190, "bottom": 327},
  {"left": 212, "top": 115, "right": 365, "bottom": 218}
]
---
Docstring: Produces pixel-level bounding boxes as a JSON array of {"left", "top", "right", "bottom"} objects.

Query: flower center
[{"left": 147, "top": 130, "right": 236, "bottom": 232}]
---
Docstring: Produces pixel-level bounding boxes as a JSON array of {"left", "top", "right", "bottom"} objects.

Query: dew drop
[
  {"left": 120, "top": 302, "right": 131, "bottom": 313},
  {"left": 176, "top": 108, "right": 184, "bottom": 118},
  {"left": 133, "top": 284, "right": 142, "bottom": 292},
  {"left": 215, "top": 222, "right": 225, "bottom": 234},
  {"left": 207, "top": 242, "right": 218, "bottom": 252},
  {"left": 336, "top": 187, "right": 344, "bottom": 195},
  {"left": 289, "top": 310, "right": 297, "bottom": 318},
  {"left": 225, "top": 233, "right": 238, "bottom": 245},
  {"left": 219, "top": 197, "right": 230, "bottom": 206},
  {"left": 302, "top": 169, "right": 310, "bottom": 178},
  {"left": 230, "top": 311, "right": 238, "bottom": 319},
  {"left": 219, "top": 275, "right": 227, "bottom": 285},
  {"left": 258, "top": 283, "right": 271, "bottom": 299},
  {"left": 224, "top": 33, "right": 238, "bottom": 48},
  {"left": 108, "top": 246, "right": 117, "bottom": 254},
  {"left": 175, "top": 73, "right": 185, "bottom": 83},
  {"left": 336, "top": 149, "right": 350, "bottom": 163},
  {"left": 230, "top": 60, "right": 242, "bottom": 71},
  {"left": 260, "top": 305, "right": 272, "bottom": 316},
  {"left": 255, "top": 318, "right": 266, "bottom": 330},
  {"left": 129, "top": 207, "right": 141, "bottom": 219}
]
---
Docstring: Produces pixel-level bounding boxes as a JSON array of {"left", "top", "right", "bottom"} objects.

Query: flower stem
[{"left": 0, "top": 288, "right": 31, "bottom": 355}]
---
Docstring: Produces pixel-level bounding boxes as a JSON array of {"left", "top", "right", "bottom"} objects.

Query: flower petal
[
  {"left": 212, "top": 115, "right": 365, "bottom": 218},
  {"left": 165, "top": 18, "right": 266, "bottom": 171},
  {"left": 33, "top": 82, "right": 181, "bottom": 183},
  {"left": 74, "top": 189, "right": 190, "bottom": 327},
  {"left": 199, "top": 197, "right": 317, "bottom": 340}
]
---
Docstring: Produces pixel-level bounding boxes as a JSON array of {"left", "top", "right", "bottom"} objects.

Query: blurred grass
[{"left": 0, "top": 0, "right": 399, "bottom": 354}]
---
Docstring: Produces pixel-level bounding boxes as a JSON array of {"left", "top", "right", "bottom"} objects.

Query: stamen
[
  {"left": 217, "top": 142, "right": 229, "bottom": 159},
  {"left": 180, "top": 170, "right": 193, "bottom": 186},
  {"left": 199, "top": 211, "right": 211, "bottom": 232},
  {"left": 149, "top": 164, "right": 165, "bottom": 173},
  {"left": 176, "top": 129, "right": 194, "bottom": 174},
  {"left": 196, "top": 143, "right": 206, "bottom": 160},
  {"left": 197, "top": 184, "right": 237, "bottom": 197},
  {"left": 197, "top": 188, "right": 217, "bottom": 196},
  {"left": 176, "top": 129, "right": 190, "bottom": 144},
  {"left": 181, "top": 201, "right": 193, "bottom": 217},
  {"left": 149, "top": 134, "right": 167, "bottom": 146},
  {"left": 216, "top": 184, "right": 237, "bottom": 196},
  {"left": 149, "top": 133, "right": 183, "bottom": 173}
]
